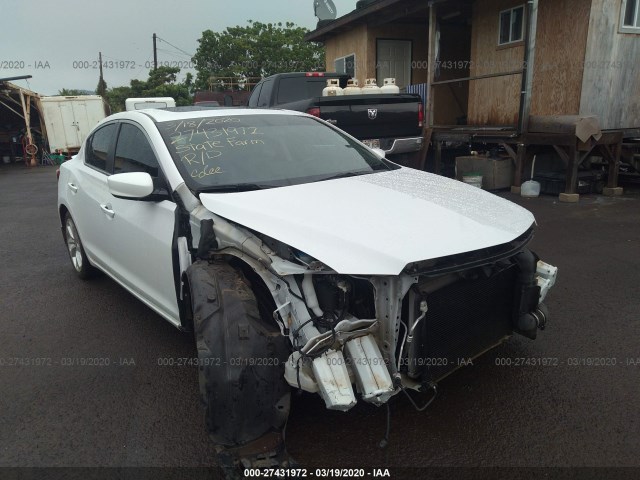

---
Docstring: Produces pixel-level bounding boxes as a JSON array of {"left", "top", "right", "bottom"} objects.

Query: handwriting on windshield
[
  {"left": 191, "top": 165, "right": 223, "bottom": 179},
  {"left": 166, "top": 119, "right": 266, "bottom": 179},
  {"left": 161, "top": 117, "right": 242, "bottom": 133}
]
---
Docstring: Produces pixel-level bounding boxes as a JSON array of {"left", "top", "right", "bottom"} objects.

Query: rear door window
[
  {"left": 257, "top": 79, "right": 274, "bottom": 107},
  {"left": 248, "top": 83, "right": 263, "bottom": 107}
]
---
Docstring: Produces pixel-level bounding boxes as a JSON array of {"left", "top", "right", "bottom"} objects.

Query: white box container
[{"left": 40, "top": 96, "right": 107, "bottom": 152}]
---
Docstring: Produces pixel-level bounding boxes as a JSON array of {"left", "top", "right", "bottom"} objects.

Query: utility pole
[
  {"left": 98, "top": 51, "right": 104, "bottom": 87},
  {"left": 96, "top": 51, "right": 107, "bottom": 100},
  {"left": 153, "top": 33, "right": 158, "bottom": 70}
]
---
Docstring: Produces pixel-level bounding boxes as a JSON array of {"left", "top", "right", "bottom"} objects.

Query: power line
[{"left": 156, "top": 36, "right": 194, "bottom": 58}]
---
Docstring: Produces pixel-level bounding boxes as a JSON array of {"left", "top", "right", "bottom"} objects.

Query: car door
[
  {"left": 101, "top": 121, "right": 180, "bottom": 325},
  {"left": 70, "top": 122, "right": 118, "bottom": 269}
]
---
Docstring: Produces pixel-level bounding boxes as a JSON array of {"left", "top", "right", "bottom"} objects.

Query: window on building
[
  {"left": 335, "top": 54, "right": 356, "bottom": 78},
  {"left": 621, "top": 0, "right": 640, "bottom": 31},
  {"left": 498, "top": 6, "right": 525, "bottom": 45}
]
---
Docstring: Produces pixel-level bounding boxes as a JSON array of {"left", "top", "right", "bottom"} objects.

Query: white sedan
[{"left": 57, "top": 107, "right": 557, "bottom": 470}]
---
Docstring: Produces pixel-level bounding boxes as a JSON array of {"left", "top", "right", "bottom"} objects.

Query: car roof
[{"left": 107, "top": 107, "right": 306, "bottom": 123}]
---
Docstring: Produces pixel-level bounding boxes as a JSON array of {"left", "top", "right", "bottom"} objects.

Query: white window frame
[
  {"left": 498, "top": 5, "right": 525, "bottom": 46},
  {"left": 620, "top": 0, "right": 640, "bottom": 33},
  {"left": 334, "top": 53, "right": 356, "bottom": 78}
]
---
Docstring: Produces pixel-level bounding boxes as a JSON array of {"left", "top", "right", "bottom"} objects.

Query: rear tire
[
  {"left": 187, "top": 259, "right": 291, "bottom": 453},
  {"left": 63, "top": 213, "right": 94, "bottom": 280}
]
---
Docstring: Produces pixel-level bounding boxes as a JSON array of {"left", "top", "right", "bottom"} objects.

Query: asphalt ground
[{"left": 1, "top": 163, "right": 639, "bottom": 479}]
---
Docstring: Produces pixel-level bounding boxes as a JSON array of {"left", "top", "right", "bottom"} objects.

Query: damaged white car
[{"left": 57, "top": 108, "right": 557, "bottom": 469}]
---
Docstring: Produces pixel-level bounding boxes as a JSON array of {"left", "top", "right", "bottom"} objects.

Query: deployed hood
[{"left": 200, "top": 168, "right": 535, "bottom": 275}]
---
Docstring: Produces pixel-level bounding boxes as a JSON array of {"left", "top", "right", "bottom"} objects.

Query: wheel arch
[
  {"left": 59, "top": 204, "right": 69, "bottom": 229},
  {"left": 185, "top": 256, "right": 291, "bottom": 447},
  {"left": 182, "top": 254, "right": 281, "bottom": 332}
]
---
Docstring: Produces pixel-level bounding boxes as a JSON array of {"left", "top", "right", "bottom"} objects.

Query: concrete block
[
  {"left": 603, "top": 187, "right": 623, "bottom": 196},
  {"left": 559, "top": 193, "right": 579, "bottom": 203}
]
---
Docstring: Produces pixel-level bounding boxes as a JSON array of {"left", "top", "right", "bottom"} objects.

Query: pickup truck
[{"left": 248, "top": 72, "right": 424, "bottom": 162}]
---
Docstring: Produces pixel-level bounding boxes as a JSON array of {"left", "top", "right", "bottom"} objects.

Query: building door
[{"left": 376, "top": 39, "right": 412, "bottom": 89}]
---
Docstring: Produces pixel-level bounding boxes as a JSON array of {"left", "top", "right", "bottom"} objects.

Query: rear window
[
  {"left": 156, "top": 114, "right": 393, "bottom": 191},
  {"left": 276, "top": 78, "right": 327, "bottom": 104}
]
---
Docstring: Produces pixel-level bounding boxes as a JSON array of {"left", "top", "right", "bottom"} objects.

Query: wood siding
[
  {"left": 367, "top": 23, "right": 429, "bottom": 85},
  {"left": 323, "top": 23, "right": 429, "bottom": 88},
  {"left": 324, "top": 24, "right": 370, "bottom": 86},
  {"left": 580, "top": 0, "right": 640, "bottom": 129},
  {"left": 530, "top": 0, "right": 591, "bottom": 116},
  {"left": 468, "top": 0, "right": 525, "bottom": 125}
]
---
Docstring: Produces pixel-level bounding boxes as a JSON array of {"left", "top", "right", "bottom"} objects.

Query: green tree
[
  {"left": 104, "top": 85, "right": 132, "bottom": 113},
  {"left": 96, "top": 77, "right": 107, "bottom": 98},
  {"left": 104, "top": 67, "right": 193, "bottom": 113},
  {"left": 192, "top": 21, "right": 325, "bottom": 91},
  {"left": 58, "top": 88, "right": 91, "bottom": 96}
]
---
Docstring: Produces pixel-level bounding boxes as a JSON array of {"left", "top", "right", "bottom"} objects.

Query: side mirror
[{"left": 108, "top": 172, "right": 154, "bottom": 199}]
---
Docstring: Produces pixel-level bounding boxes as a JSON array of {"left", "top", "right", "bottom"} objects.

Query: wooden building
[
  {"left": 306, "top": 0, "right": 640, "bottom": 200},
  {"left": 0, "top": 78, "right": 43, "bottom": 167}
]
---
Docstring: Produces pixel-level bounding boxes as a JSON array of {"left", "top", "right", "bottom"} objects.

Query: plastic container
[
  {"left": 521, "top": 180, "right": 541, "bottom": 197},
  {"left": 533, "top": 172, "right": 595, "bottom": 195},
  {"left": 521, "top": 155, "right": 541, "bottom": 198},
  {"left": 322, "top": 79, "right": 344, "bottom": 97},
  {"left": 2, "top": 156, "right": 10, "bottom": 164},
  {"left": 50, "top": 154, "right": 66, "bottom": 165},
  {"left": 462, "top": 173, "right": 483, "bottom": 188},
  {"left": 344, "top": 79, "right": 362, "bottom": 95},
  {"left": 380, "top": 78, "right": 400, "bottom": 94},
  {"left": 362, "top": 78, "right": 381, "bottom": 94}
]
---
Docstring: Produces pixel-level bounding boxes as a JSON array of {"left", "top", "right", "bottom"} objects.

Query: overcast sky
[{"left": 1, "top": 0, "right": 357, "bottom": 95}]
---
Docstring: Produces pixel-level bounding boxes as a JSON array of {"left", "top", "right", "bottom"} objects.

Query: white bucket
[
  {"left": 463, "top": 175, "right": 483, "bottom": 188},
  {"left": 521, "top": 180, "right": 541, "bottom": 197},
  {"left": 521, "top": 155, "right": 540, "bottom": 198}
]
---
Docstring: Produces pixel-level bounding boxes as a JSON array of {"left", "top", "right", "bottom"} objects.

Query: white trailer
[{"left": 40, "top": 96, "right": 107, "bottom": 153}]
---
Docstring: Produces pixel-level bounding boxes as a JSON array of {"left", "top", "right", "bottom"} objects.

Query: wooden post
[
  {"left": 434, "top": 140, "right": 442, "bottom": 175},
  {"left": 19, "top": 91, "right": 36, "bottom": 167},
  {"left": 607, "top": 142, "right": 622, "bottom": 188},
  {"left": 426, "top": 3, "right": 436, "bottom": 128},
  {"left": 418, "top": 128, "right": 432, "bottom": 171},
  {"left": 518, "top": 0, "right": 539, "bottom": 135},
  {"left": 565, "top": 144, "right": 579, "bottom": 194},
  {"left": 512, "top": 143, "right": 526, "bottom": 193}
]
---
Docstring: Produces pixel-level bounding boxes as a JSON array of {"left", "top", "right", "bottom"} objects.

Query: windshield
[{"left": 156, "top": 114, "right": 395, "bottom": 191}]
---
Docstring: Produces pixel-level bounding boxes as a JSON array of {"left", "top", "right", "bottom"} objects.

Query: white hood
[{"left": 200, "top": 168, "right": 535, "bottom": 275}]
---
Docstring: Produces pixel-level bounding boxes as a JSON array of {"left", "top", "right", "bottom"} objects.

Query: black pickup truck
[{"left": 248, "top": 72, "right": 424, "bottom": 161}]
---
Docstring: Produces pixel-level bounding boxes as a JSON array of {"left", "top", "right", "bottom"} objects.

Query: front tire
[{"left": 63, "top": 213, "right": 94, "bottom": 279}]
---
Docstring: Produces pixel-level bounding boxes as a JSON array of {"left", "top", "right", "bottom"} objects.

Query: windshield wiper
[
  {"left": 316, "top": 166, "right": 388, "bottom": 183},
  {"left": 198, "top": 183, "right": 275, "bottom": 193}
]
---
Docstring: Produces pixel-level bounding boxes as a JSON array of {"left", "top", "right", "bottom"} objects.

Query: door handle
[
  {"left": 100, "top": 203, "right": 115, "bottom": 219},
  {"left": 67, "top": 182, "right": 78, "bottom": 193}
]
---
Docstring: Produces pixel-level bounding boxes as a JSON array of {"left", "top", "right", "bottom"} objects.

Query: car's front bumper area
[{"left": 282, "top": 249, "right": 557, "bottom": 410}]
